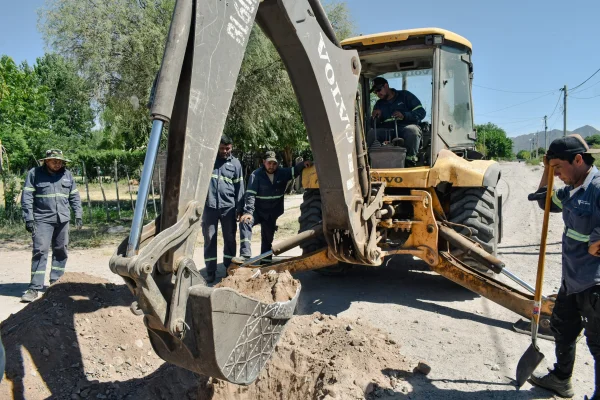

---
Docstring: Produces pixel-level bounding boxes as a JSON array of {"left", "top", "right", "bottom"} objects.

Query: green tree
[
  {"left": 40, "top": 0, "right": 355, "bottom": 158},
  {"left": 0, "top": 56, "right": 50, "bottom": 171},
  {"left": 586, "top": 135, "right": 600, "bottom": 146},
  {"left": 516, "top": 150, "right": 531, "bottom": 160},
  {"left": 34, "top": 53, "right": 95, "bottom": 151},
  {"left": 475, "top": 123, "right": 513, "bottom": 159},
  {"left": 40, "top": 0, "right": 175, "bottom": 149}
]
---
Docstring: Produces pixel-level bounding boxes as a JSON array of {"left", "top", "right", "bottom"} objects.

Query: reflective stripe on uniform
[
  {"left": 412, "top": 105, "right": 423, "bottom": 111},
  {"left": 70, "top": 189, "right": 79, "bottom": 194},
  {"left": 223, "top": 255, "right": 233, "bottom": 259},
  {"left": 241, "top": 238, "right": 251, "bottom": 243},
  {"left": 256, "top": 195, "right": 284, "bottom": 199},
  {"left": 565, "top": 228, "right": 590, "bottom": 242},
  {"left": 211, "top": 174, "right": 241, "bottom": 184},
  {"left": 35, "top": 193, "right": 69, "bottom": 198},
  {"left": 31, "top": 271, "right": 46, "bottom": 275},
  {"left": 247, "top": 190, "right": 257, "bottom": 195},
  {"left": 51, "top": 266, "right": 65, "bottom": 271},
  {"left": 23, "top": 187, "right": 36, "bottom": 192},
  {"left": 204, "top": 257, "right": 218, "bottom": 262},
  {"left": 552, "top": 191, "right": 563, "bottom": 209}
]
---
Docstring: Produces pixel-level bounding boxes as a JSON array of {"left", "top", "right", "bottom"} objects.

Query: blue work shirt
[
  {"left": 373, "top": 89, "right": 426, "bottom": 130},
  {"left": 21, "top": 166, "right": 83, "bottom": 223},
  {"left": 243, "top": 163, "right": 304, "bottom": 221},
  {"left": 205, "top": 155, "right": 244, "bottom": 212},
  {"left": 543, "top": 166, "right": 600, "bottom": 294}
]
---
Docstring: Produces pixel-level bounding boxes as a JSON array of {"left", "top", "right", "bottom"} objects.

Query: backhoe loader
[{"left": 109, "top": 0, "right": 555, "bottom": 385}]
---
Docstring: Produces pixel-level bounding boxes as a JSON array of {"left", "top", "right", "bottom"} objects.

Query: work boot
[
  {"left": 21, "top": 289, "right": 38, "bottom": 303},
  {"left": 206, "top": 271, "right": 216, "bottom": 284},
  {"left": 529, "top": 371, "right": 574, "bottom": 398},
  {"left": 231, "top": 257, "right": 249, "bottom": 265},
  {"left": 585, "top": 392, "right": 599, "bottom": 400}
]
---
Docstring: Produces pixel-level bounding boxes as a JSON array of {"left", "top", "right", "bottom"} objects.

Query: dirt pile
[
  {"left": 0, "top": 272, "right": 415, "bottom": 400},
  {"left": 206, "top": 312, "right": 413, "bottom": 400},
  {"left": 215, "top": 268, "right": 299, "bottom": 303},
  {"left": 0, "top": 272, "right": 199, "bottom": 400}
]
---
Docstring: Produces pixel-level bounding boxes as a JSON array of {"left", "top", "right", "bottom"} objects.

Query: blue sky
[{"left": 2, "top": 0, "right": 599, "bottom": 137}]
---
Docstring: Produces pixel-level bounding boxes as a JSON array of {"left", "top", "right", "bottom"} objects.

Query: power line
[
  {"left": 476, "top": 91, "right": 557, "bottom": 116},
  {"left": 547, "top": 91, "right": 563, "bottom": 119},
  {"left": 570, "top": 78, "right": 600, "bottom": 95},
  {"left": 473, "top": 84, "right": 556, "bottom": 94},
  {"left": 495, "top": 117, "right": 543, "bottom": 125},
  {"left": 570, "top": 67, "right": 600, "bottom": 91},
  {"left": 570, "top": 93, "right": 600, "bottom": 100}
]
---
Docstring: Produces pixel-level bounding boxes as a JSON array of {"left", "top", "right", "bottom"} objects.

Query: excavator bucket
[{"left": 146, "top": 285, "right": 300, "bottom": 385}]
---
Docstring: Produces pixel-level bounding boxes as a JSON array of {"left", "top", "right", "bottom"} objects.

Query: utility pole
[
  {"left": 544, "top": 115, "right": 548, "bottom": 152},
  {"left": 535, "top": 132, "right": 539, "bottom": 159},
  {"left": 563, "top": 85, "right": 568, "bottom": 137}
]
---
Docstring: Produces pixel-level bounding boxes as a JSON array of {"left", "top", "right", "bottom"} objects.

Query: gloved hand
[
  {"left": 528, "top": 187, "right": 547, "bottom": 201},
  {"left": 25, "top": 221, "right": 36, "bottom": 234},
  {"left": 75, "top": 218, "right": 83, "bottom": 230}
]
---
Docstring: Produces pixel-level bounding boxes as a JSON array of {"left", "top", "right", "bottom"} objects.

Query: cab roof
[{"left": 341, "top": 28, "right": 472, "bottom": 51}]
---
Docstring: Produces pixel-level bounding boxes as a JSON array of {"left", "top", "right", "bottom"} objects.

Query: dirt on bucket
[
  {"left": 0, "top": 272, "right": 414, "bottom": 400},
  {"left": 215, "top": 268, "right": 300, "bottom": 303}
]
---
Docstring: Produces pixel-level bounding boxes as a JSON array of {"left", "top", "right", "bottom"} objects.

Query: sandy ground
[{"left": 0, "top": 162, "right": 595, "bottom": 399}]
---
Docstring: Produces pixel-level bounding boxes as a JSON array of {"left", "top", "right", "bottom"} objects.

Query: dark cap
[
  {"left": 370, "top": 77, "right": 388, "bottom": 93},
  {"left": 264, "top": 151, "right": 278, "bottom": 163},
  {"left": 547, "top": 134, "right": 600, "bottom": 159}
]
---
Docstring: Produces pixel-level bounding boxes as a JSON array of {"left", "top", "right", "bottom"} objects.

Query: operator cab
[{"left": 341, "top": 28, "right": 476, "bottom": 168}]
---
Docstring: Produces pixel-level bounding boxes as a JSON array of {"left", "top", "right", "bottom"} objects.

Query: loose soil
[
  {"left": 215, "top": 268, "right": 300, "bottom": 304},
  {"left": 0, "top": 272, "right": 414, "bottom": 399},
  {"left": 207, "top": 312, "right": 413, "bottom": 400}
]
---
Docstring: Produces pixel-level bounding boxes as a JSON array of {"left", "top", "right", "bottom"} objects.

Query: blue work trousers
[
  {"left": 30, "top": 221, "right": 69, "bottom": 290},
  {"left": 202, "top": 207, "right": 237, "bottom": 273},
  {"left": 239, "top": 216, "right": 277, "bottom": 261}
]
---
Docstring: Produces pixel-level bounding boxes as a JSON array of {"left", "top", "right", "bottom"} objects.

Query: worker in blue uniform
[
  {"left": 20, "top": 149, "right": 83, "bottom": 302},
  {"left": 529, "top": 134, "right": 600, "bottom": 400},
  {"left": 239, "top": 151, "right": 311, "bottom": 263}
]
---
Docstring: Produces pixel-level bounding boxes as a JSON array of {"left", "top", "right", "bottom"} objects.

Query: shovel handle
[{"left": 532, "top": 165, "right": 554, "bottom": 325}]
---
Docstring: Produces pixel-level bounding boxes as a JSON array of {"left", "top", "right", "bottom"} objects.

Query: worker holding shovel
[{"left": 527, "top": 134, "right": 600, "bottom": 399}]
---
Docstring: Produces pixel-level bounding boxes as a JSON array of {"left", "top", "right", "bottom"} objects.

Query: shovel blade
[{"left": 516, "top": 343, "right": 545, "bottom": 387}]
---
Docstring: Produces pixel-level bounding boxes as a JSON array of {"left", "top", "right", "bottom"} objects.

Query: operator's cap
[
  {"left": 547, "top": 134, "right": 600, "bottom": 159},
  {"left": 39, "top": 149, "right": 71, "bottom": 163},
  {"left": 370, "top": 77, "right": 388, "bottom": 93},
  {"left": 264, "top": 151, "right": 278, "bottom": 163}
]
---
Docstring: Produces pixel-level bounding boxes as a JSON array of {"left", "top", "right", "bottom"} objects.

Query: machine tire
[
  {"left": 298, "top": 189, "right": 351, "bottom": 275},
  {"left": 448, "top": 187, "right": 499, "bottom": 272}
]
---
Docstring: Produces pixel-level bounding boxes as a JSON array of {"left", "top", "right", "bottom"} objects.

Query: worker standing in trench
[{"left": 529, "top": 134, "right": 600, "bottom": 400}]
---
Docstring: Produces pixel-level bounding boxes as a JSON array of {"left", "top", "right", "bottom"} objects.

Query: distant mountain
[{"left": 511, "top": 125, "right": 600, "bottom": 153}]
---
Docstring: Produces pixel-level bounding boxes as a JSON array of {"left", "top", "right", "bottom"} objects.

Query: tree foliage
[
  {"left": 586, "top": 135, "right": 600, "bottom": 146},
  {"left": 0, "top": 54, "right": 95, "bottom": 172},
  {"left": 516, "top": 150, "right": 530, "bottom": 160},
  {"left": 0, "top": 56, "right": 49, "bottom": 171},
  {"left": 40, "top": 0, "right": 175, "bottom": 149},
  {"left": 39, "top": 0, "right": 356, "bottom": 161},
  {"left": 475, "top": 123, "right": 513, "bottom": 159}
]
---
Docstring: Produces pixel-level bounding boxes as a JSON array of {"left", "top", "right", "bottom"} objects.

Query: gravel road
[{"left": 0, "top": 161, "right": 595, "bottom": 399}]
